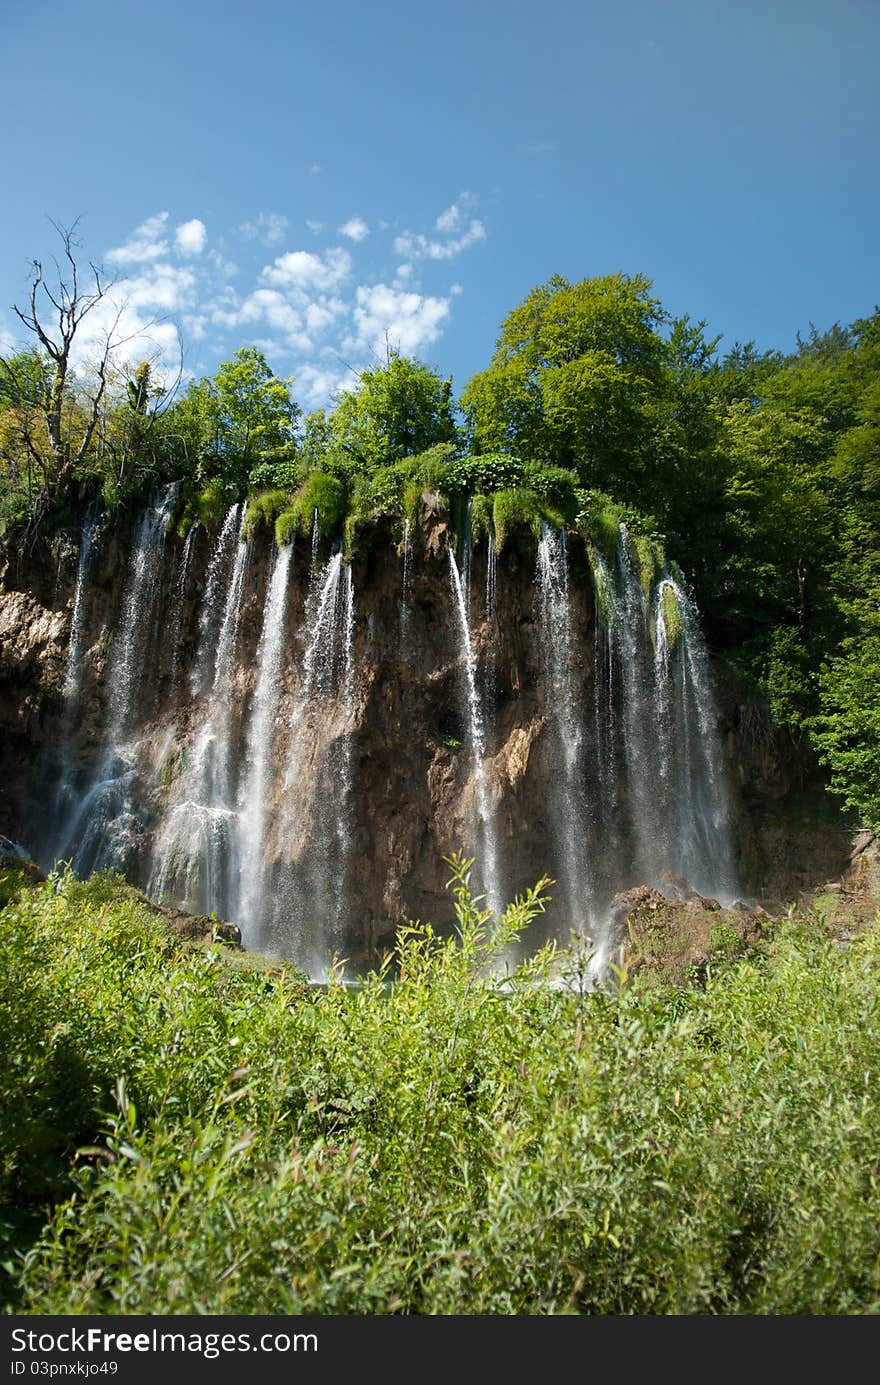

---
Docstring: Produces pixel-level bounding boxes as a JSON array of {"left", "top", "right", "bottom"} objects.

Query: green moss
[
  {"left": 633, "top": 533, "right": 665, "bottom": 597},
  {"left": 470, "top": 493, "right": 493, "bottom": 546},
  {"left": 195, "top": 479, "right": 230, "bottom": 532},
  {"left": 242, "top": 489, "right": 291, "bottom": 539},
  {"left": 659, "top": 582, "right": 683, "bottom": 650},
  {"left": 493, "top": 488, "right": 543, "bottom": 552},
  {"left": 402, "top": 480, "right": 423, "bottom": 532},
  {"left": 274, "top": 510, "right": 299, "bottom": 547},
  {"left": 288, "top": 471, "right": 346, "bottom": 538},
  {"left": 522, "top": 463, "right": 578, "bottom": 521},
  {"left": 589, "top": 543, "right": 617, "bottom": 626}
]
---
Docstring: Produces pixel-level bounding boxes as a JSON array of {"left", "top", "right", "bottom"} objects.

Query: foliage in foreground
[{"left": 2, "top": 863, "right": 879, "bottom": 1316}]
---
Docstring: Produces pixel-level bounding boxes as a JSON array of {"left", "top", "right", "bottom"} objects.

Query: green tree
[
  {"left": 461, "top": 273, "right": 667, "bottom": 496},
  {"left": 168, "top": 347, "right": 300, "bottom": 490},
  {"left": 328, "top": 352, "right": 456, "bottom": 472}
]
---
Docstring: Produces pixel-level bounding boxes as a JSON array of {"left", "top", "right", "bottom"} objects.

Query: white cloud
[
  {"left": 208, "top": 249, "right": 239, "bottom": 279},
  {"left": 0, "top": 315, "right": 16, "bottom": 356},
  {"left": 345, "top": 283, "right": 450, "bottom": 360},
  {"left": 393, "top": 207, "right": 486, "bottom": 262},
  {"left": 175, "top": 219, "right": 207, "bottom": 256},
  {"left": 106, "top": 213, "right": 169, "bottom": 265},
  {"left": 121, "top": 264, "right": 197, "bottom": 314},
  {"left": 305, "top": 219, "right": 324, "bottom": 235},
  {"left": 261, "top": 247, "right": 351, "bottom": 295},
  {"left": 294, "top": 361, "right": 350, "bottom": 409},
  {"left": 240, "top": 212, "right": 288, "bottom": 246},
  {"left": 339, "top": 216, "right": 369, "bottom": 242},
  {"left": 435, "top": 203, "right": 462, "bottom": 234}
]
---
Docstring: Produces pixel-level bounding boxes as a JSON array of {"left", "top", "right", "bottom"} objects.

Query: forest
[{"left": 1, "top": 229, "right": 879, "bottom": 1316}]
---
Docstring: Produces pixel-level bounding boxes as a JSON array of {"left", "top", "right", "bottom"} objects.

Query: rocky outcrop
[
  {"left": 611, "top": 883, "right": 767, "bottom": 983},
  {"left": 0, "top": 505, "right": 859, "bottom": 967}
]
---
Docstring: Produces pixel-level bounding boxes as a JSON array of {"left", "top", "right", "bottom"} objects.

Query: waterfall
[
  {"left": 50, "top": 506, "right": 100, "bottom": 854},
  {"left": 236, "top": 542, "right": 292, "bottom": 933},
  {"left": 55, "top": 485, "right": 178, "bottom": 873},
  {"left": 536, "top": 523, "right": 595, "bottom": 932},
  {"left": 613, "top": 524, "right": 666, "bottom": 883},
  {"left": 587, "top": 524, "right": 738, "bottom": 906},
  {"left": 448, "top": 549, "right": 502, "bottom": 914},
  {"left": 653, "top": 574, "right": 738, "bottom": 900},
  {"left": 191, "top": 504, "right": 241, "bottom": 697},
  {"left": 269, "top": 547, "right": 356, "bottom": 962},
  {"left": 149, "top": 504, "right": 249, "bottom": 917},
  {"left": 169, "top": 522, "right": 197, "bottom": 692},
  {"left": 62, "top": 506, "right": 99, "bottom": 706},
  {"left": 485, "top": 529, "right": 497, "bottom": 621},
  {"left": 399, "top": 518, "right": 413, "bottom": 650}
]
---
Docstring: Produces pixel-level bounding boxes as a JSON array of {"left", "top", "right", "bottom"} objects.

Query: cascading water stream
[
  {"left": 654, "top": 574, "right": 738, "bottom": 900},
  {"left": 399, "top": 518, "right": 413, "bottom": 652},
  {"left": 56, "top": 484, "right": 178, "bottom": 873},
  {"left": 191, "top": 504, "right": 242, "bottom": 697},
  {"left": 62, "top": 506, "right": 99, "bottom": 707},
  {"left": 614, "top": 523, "right": 667, "bottom": 882},
  {"left": 236, "top": 541, "right": 292, "bottom": 934},
  {"left": 485, "top": 529, "right": 497, "bottom": 621},
  {"left": 536, "top": 523, "right": 595, "bottom": 932},
  {"left": 169, "top": 521, "right": 197, "bottom": 692},
  {"left": 449, "top": 548, "right": 502, "bottom": 914},
  {"left": 50, "top": 506, "right": 99, "bottom": 853},
  {"left": 149, "top": 504, "right": 249, "bottom": 916}
]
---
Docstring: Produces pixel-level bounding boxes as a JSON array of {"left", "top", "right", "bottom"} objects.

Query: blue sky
[{"left": 2, "top": 0, "right": 878, "bottom": 409}]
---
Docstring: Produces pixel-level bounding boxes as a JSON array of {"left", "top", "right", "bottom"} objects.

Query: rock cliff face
[{"left": 0, "top": 498, "right": 854, "bottom": 971}]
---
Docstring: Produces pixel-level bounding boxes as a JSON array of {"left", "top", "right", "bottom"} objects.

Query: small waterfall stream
[
  {"left": 236, "top": 541, "right": 292, "bottom": 930},
  {"left": 149, "top": 504, "right": 249, "bottom": 916},
  {"left": 536, "top": 523, "right": 595, "bottom": 932},
  {"left": 449, "top": 548, "right": 502, "bottom": 914},
  {"left": 55, "top": 485, "right": 178, "bottom": 873}
]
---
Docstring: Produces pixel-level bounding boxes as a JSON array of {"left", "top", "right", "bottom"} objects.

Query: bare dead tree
[{"left": 9, "top": 219, "right": 119, "bottom": 495}]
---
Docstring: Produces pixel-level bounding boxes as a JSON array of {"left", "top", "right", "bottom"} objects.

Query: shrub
[
  {"left": 446, "top": 452, "right": 522, "bottom": 495},
  {"left": 242, "top": 489, "right": 290, "bottom": 539},
  {"left": 288, "top": 472, "right": 346, "bottom": 538},
  {"left": 522, "top": 462, "right": 579, "bottom": 521},
  {"left": 6, "top": 863, "right": 880, "bottom": 1315},
  {"left": 492, "top": 488, "right": 542, "bottom": 552},
  {"left": 470, "top": 493, "right": 493, "bottom": 546}
]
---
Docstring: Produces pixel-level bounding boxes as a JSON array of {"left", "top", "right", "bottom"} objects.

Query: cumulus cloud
[
  {"left": 106, "top": 213, "right": 170, "bottom": 265},
  {"left": 305, "top": 219, "right": 324, "bottom": 235},
  {"left": 345, "top": 283, "right": 450, "bottom": 359},
  {"left": 394, "top": 214, "right": 486, "bottom": 263},
  {"left": 240, "top": 212, "right": 289, "bottom": 246},
  {"left": 261, "top": 247, "right": 351, "bottom": 295},
  {"left": 294, "top": 361, "right": 351, "bottom": 409},
  {"left": 175, "top": 219, "right": 207, "bottom": 256},
  {"left": 339, "top": 216, "right": 369, "bottom": 242}
]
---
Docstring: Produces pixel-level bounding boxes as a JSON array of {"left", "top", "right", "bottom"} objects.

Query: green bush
[
  {"left": 446, "top": 452, "right": 522, "bottom": 495},
  {"left": 274, "top": 510, "right": 299, "bottom": 547},
  {"left": 4, "top": 863, "right": 880, "bottom": 1315},
  {"left": 470, "top": 493, "right": 493, "bottom": 545},
  {"left": 288, "top": 471, "right": 346, "bottom": 538},
  {"left": 242, "top": 489, "right": 290, "bottom": 539},
  {"left": 523, "top": 462, "right": 579, "bottom": 521}
]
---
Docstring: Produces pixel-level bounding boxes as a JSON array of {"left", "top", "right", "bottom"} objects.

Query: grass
[{"left": 2, "top": 861, "right": 879, "bottom": 1315}]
